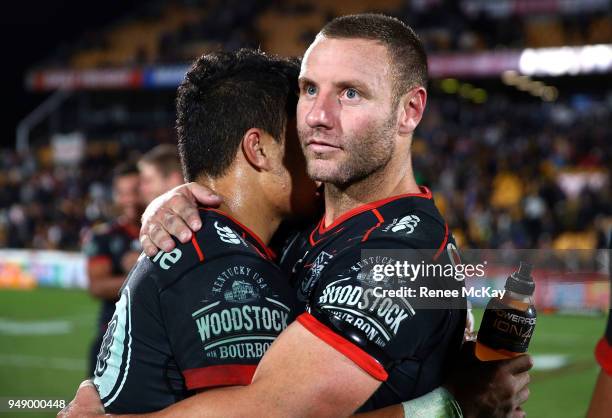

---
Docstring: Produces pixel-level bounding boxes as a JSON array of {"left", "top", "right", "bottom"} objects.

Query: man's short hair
[
  {"left": 139, "top": 144, "right": 181, "bottom": 178},
  {"left": 176, "top": 49, "right": 300, "bottom": 182},
  {"left": 320, "top": 13, "right": 428, "bottom": 102},
  {"left": 112, "top": 161, "right": 139, "bottom": 180}
]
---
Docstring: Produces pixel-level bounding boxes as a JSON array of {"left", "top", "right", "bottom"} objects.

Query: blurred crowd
[
  {"left": 414, "top": 91, "right": 611, "bottom": 249},
  {"left": 0, "top": 144, "right": 129, "bottom": 250},
  {"left": 6, "top": 0, "right": 610, "bottom": 252},
  {"left": 1, "top": 91, "right": 610, "bottom": 252},
  {"left": 36, "top": 0, "right": 612, "bottom": 69}
]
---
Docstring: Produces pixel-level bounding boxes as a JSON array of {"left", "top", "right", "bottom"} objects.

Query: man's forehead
[{"left": 300, "top": 36, "right": 390, "bottom": 82}]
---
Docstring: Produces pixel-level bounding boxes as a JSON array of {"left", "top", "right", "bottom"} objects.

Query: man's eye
[
  {"left": 344, "top": 88, "right": 359, "bottom": 99},
  {"left": 306, "top": 85, "right": 317, "bottom": 95}
]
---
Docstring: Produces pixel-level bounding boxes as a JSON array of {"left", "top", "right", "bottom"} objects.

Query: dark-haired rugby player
[{"left": 81, "top": 49, "right": 317, "bottom": 414}]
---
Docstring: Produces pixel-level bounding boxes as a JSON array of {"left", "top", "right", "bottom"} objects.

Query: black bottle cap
[{"left": 505, "top": 262, "right": 535, "bottom": 295}]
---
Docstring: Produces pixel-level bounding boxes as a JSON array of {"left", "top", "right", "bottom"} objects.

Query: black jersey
[
  {"left": 93, "top": 209, "right": 300, "bottom": 414},
  {"left": 82, "top": 220, "right": 141, "bottom": 331},
  {"left": 280, "top": 187, "right": 466, "bottom": 411}
]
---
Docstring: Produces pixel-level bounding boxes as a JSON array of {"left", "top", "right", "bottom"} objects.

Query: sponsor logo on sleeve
[
  {"left": 382, "top": 214, "right": 421, "bottom": 235},
  {"left": 151, "top": 248, "right": 183, "bottom": 270},
  {"left": 214, "top": 222, "right": 244, "bottom": 245}
]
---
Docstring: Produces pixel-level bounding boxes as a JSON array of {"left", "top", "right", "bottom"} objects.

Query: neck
[
  {"left": 198, "top": 171, "right": 281, "bottom": 245},
  {"left": 323, "top": 152, "right": 420, "bottom": 227}
]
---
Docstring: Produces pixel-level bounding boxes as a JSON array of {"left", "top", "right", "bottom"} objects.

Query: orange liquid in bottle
[{"left": 476, "top": 263, "right": 537, "bottom": 361}]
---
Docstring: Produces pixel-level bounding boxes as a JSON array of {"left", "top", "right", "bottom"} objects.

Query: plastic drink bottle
[{"left": 476, "top": 262, "right": 536, "bottom": 361}]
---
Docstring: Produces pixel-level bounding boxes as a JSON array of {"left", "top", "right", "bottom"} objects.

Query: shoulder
[
  {"left": 148, "top": 210, "right": 274, "bottom": 289},
  {"left": 83, "top": 222, "right": 113, "bottom": 242},
  {"left": 82, "top": 222, "right": 115, "bottom": 256},
  {"left": 368, "top": 195, "right": 448, "bottom": 250}
]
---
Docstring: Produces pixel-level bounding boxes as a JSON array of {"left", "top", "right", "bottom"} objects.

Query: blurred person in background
[
  {"left": 138, "top": 144, "right": 184, "bottom": 205},
  {"left": 82, "top": 161, "right": 143, "bottom": 376},
  {"left": 587, "top": 231, "right": 612, "bottom": 418}
]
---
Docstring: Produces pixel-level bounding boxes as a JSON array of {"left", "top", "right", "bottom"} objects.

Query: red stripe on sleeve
[
  {"left": 183, "top": 364, "right": 257, "bottom": 390},
  {"left": 191, "top": 236, "right": 204, "bottom": 262},
  {"left": 296, "top": 312, "right": 388, "bottom": 381},
  {"left": 596, "top": 337, "right": 612, "bottom": 376},
  {"left": 433, "top": 223, "right": 449, "bottom": 261}
]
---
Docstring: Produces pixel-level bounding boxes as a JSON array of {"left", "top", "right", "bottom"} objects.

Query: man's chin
[{"left": 307, "top": 161, "right": 342, "bottom": 184}]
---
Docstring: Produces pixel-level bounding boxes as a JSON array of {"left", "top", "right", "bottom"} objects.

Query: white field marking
[
  {"left": 0, "top": 353, "right": 85, "bottom": 371},
  {"left": 0, "top": 311, "right": 97, "bottom": 335},
  {"left": 0, "top": 318, "right": 72, "bottom": 335},
  {"left": 531, "top": 354, "right": 570, "bottom": 371}
]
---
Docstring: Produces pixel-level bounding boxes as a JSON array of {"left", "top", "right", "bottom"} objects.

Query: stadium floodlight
[
  {"left": 541, "top": 86, "right": 559, "bottom": 102},
  {"left": 501, "top": 70, "right": 519, "bottom": 85},
  {"left": 519, "top": 44, "right": 612, "bottom": 76}
]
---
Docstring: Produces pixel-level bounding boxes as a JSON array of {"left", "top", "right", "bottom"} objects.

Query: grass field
[{"left": 0, "top": 288, "right": 607, "bottom": 417}]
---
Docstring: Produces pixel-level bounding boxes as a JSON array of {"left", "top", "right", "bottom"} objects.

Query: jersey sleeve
[
  {"left": 297, "top": 236, "right": 463, "bottom": 382},
  {"left": 160, "top": 254, "right": 298, "bottom": 391},
  {"left": 596, "top": 312, "right": 612, "bottom": 375},
  {"left": 83, "top": 230, "right": 112, "bottom": 265},
  {"left": 93, "top": 256, "right": 182, "bottom": 414}
]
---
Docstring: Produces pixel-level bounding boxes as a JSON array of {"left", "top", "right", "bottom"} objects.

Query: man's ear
[
  {"left": 398, "top": 86, "right": 427, "bottom": 136},
  {"left": 242, "top": 128, "right": 272, "bottom": 171}
]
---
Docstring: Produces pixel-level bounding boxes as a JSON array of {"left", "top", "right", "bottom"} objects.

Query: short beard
[{"left": 301, "top": 113, "right": 396, "bottom": 188}]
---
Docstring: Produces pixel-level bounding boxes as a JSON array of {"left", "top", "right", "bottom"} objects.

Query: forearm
[
  {"left": 352, "top": 387, "right": 462, "bottom": 418},
  {"left": 352, "top": 404, "right": 403, "bottom": 418},
  {"left": 120, "top": 384, "right": 273, "bottom": 418},
  {"left": 587, "top": 370, "right": 612, "bottom": 418},
  {"left": 88, "top": 276, "right": 126, "bottom": 300}
]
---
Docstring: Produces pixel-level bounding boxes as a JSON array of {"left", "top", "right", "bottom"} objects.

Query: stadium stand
[{"left": 2, "top": 0, "right": 610, "bottom": 253}]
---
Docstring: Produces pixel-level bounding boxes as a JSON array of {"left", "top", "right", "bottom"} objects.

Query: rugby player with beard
[{"left": 62, "top": 14, "right": 532, "bottom": 418}]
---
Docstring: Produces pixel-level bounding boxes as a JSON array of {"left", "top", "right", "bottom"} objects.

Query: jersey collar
[
  {"left": 318, "top": 186, "right": 432, "bottom": 235},
  {"left": 200, "top": 207, "right": 276, "bottom": 260}
]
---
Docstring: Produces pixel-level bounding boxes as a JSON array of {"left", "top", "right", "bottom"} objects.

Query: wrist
[{"left": 401, "top": 387, "right": 463, "bottom": 418}]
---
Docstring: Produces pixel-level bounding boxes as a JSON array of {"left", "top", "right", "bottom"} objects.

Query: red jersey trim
[
  {"left": 595, "top": 337, "right": 612, "bottom": 376},
  {"left": 362, "top": 209, "right": 385, "bottom": 242},
  {"left": 318, "top": 187, "right": 432, "bottom": 234},
  {"left": 198, "top": 207, "right": 275, "bottom": 259},
  {"left": 115, "top": 219, "right": 140, "bottom": 239},
  {"left": 433, "top": 223, "right": 449, "bottom": 261},
  {"left": 296, "top": 312, "right": 388, "bottom": 381},
  {"left": 191, "top": 236, "right": 204, "bottom": 262},
  {"left": 87, "top": 255, "right": 112, "bottom": 265},
  {"left": 183, "top": 364, "right": 257, "bottom": 390}
]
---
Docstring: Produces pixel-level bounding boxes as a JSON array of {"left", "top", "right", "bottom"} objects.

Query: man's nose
[{"left": 305, "top": 92, "right": 337, "bottom": 130}]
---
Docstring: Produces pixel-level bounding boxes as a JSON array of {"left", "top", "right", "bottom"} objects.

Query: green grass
[
  {"left": 0, "top": 289, "right": 607, "bottom": 417},
  {"left": 0, "top": 288, "right": 98, "bottom": 417},
  {"left": 472, "top": 309, "right": 606, "bottom": 418}
]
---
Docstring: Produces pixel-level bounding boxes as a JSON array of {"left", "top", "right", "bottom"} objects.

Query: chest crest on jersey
[{"left": 299, "top": 250, "right": 334, "bottom": 300}]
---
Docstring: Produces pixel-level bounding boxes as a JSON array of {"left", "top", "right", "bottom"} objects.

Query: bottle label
[{"left": 477, "top": 298, "right": 536, "bottom": 353}]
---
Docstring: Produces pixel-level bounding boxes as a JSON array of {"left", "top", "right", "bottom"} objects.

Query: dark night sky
[{"left": 1, "top": 0, "right": 145, "bottom": 150}]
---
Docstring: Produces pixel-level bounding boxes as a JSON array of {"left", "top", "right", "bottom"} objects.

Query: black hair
[{"left": 176, "top": 49, "right": 300, "bottom": 181}]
